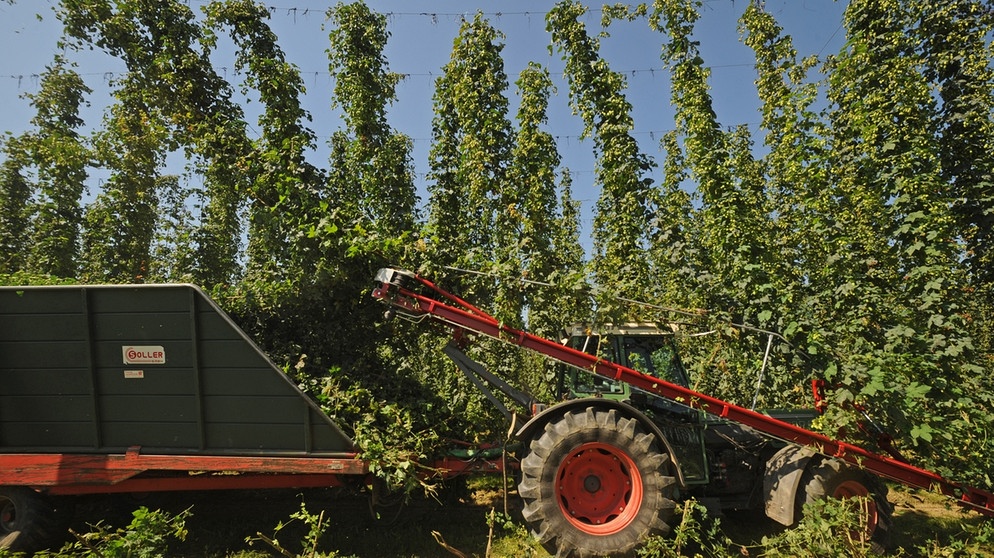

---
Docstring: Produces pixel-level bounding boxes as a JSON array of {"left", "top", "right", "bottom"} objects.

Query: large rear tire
[
  {"left": 518, "top": 407, "right": 677, "bottom": 557},
  {"left": 796, "top": 458, "right": 893, "bottom": 553},
  {"left": 0, "top": 486, "right": 72, "bottom": 553}
]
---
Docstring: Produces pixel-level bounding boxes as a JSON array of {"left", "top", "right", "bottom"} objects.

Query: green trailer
[{"left": 0, "top": 284, "right": 367, "bottom": 551}]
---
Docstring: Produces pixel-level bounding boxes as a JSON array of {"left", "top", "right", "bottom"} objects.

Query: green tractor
[{"left": 512, "top": 324, "right": 892, "bottom": 557}]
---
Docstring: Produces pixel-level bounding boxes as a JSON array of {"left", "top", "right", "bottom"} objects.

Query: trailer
[
  {"left": 371, "top": 267, "right": 994, "bottom": 557},
  {"left": 0, "top": 284, "right": 371, "bottom": 552}
]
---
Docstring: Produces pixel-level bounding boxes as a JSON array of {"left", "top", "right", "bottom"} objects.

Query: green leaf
[{"left": 910, "top": 423, "right": 933, "bottom": 443}]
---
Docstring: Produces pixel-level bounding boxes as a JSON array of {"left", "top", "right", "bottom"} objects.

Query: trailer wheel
[
  {"left": 368, "top": 477, "right": 407, "bottom": 524},
  {"left": 518, "top": 407, "right": 676, "bottom": 557},
  {"left": 796, "top": 458, "right": 893, "bottom": 553},
  {"left": 0, "top": 486, "right": 71, "bottom": 553}
]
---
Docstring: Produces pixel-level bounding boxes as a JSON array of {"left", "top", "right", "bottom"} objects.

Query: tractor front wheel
[{"left": 518, "top": 407, "right": 677, "bottom": 557}]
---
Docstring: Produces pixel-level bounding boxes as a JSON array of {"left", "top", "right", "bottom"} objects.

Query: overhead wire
[{"left": 439, "top": 264, "right": 800, "bottom": 351}]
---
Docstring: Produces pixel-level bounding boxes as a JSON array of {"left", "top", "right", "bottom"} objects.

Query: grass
[
  {"left": 52, "top": 478, "right": 992, "bottom": 558},
  {"left": 65, "top": 478, "right": 530, "bottom": 558},
  {"left": 886, "top": 486, "right": 994, "bottom": 557}
]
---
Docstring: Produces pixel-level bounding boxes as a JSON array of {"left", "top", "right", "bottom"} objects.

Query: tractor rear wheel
[
  {"left": 0, "top": 486, "right": 72, "bottom": 553},
  {"left": 796, "top": 458, "right": 893, "bottom": 553},
  {"left": 518, "top": 407, "right": 677, "bottom": 557}
]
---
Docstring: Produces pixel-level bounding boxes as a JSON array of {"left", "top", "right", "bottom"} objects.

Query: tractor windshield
[{"left": 564, "top": 328, "right": 690, "bottom": 398}]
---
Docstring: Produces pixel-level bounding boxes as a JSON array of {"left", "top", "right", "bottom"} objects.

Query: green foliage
[
  {"left": 147, "top": 175, "right": 198, "bottom": 282},
  {"left": 421, "top": 12, "right": 572, "bottom": 439},
  {"left": 648, "top": 130, "right": 694, "bottom": 310},
  {"left": 548, "top": 1, "right": 656, "bottom": 314},
  {"left": 796, "top": 0, "right": 994, "bottom": 484},
  {"left": 0, "top": 271, "right": 78, "bottom": 287},
  {"left": 55, "top": 0, "right": 255, "bottom": 286},
  {"left": 637, "top": 499, "right": 730, "bottom": 558},
  {"left": 913, "top": 518, "right": 994, "bottom": 558},
  {"left": 0, "top": 152, "right": 32, "bottom": 274},
  {"left": 49, "top": 506, "right": 191, "bottom": 558},
  {"left": 647, "top": 0, "right": 807, "bottom": 409},
  {"left": 326, "top": 0, "right": 417, "bottom": 252},
  {"left": 922, "top": 1, "right": 994, "bottom": 358},
  {"left": 485, "top": 509, "right": 547, "bottom": 557},
  {"left": 222, "top": 275, "right": 504, "bottom": 496},
  {"left": 204, "top": 0, "right": 324, "bottom": 280},
  {"left": 507, "top": 62, "right": 568, "bottom": 334},
  {"left": 424, "top": 11, "right": 514, "bottom": 295},
  {"left": 647, "top": 0, "right": 994, "bottom": 485},
  {"left": 757, "top": 497, "right": 881, "bottom": 558},
  {"left": 323, "top": 0, "right": 417, "bottom": 298},
  {"left": 245, "top": 501, "right": 356, "bottom": 558},
  {"left": 16, "top": 55, "right": 91, "bottom": 279},
  {"left": 308, "top": 364, "right": 444, "bottom": 494}
]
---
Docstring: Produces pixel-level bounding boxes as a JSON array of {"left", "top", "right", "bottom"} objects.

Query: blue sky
[{"left": 0, "top": 0, "right": 848, "bottom": 244}]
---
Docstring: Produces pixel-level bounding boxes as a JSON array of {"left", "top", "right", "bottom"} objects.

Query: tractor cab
[
  {"left": 561, "top": 323, "right": 690, "bottom": 397},
  {"left": 559, "top": 323, "right": 710, "bottom": 485}
]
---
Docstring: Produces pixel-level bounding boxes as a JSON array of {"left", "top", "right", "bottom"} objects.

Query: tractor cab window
[
  {"left": 563, "top": 331, "right": 690, "bottom": 397},
  {"left": 566, "top": 334, "right": 625, "bottom": 396},
  {"left": 622, "top": 336, "right": 689, "bottom": 387}
]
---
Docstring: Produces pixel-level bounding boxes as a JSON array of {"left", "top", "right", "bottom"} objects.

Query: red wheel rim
[
  {"left": 555, "top": 442, "right": 643, "bottom": 535},
  {"left": 834, "top": 480, "right": 878, "bottom": 536}
]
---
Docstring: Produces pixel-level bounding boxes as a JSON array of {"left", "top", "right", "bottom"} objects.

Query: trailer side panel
[{"left": 0, "top": 284, "right": 354, "bottom": 456}]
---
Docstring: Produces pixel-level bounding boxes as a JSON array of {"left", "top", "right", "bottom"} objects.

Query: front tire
[{"left": 518, "top": 407, "right": 677, "bottom": 557}]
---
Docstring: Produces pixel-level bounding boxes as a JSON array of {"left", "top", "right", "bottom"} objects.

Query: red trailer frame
[{"left": 0, "top": 449, "right": 368, "bottom": 495}]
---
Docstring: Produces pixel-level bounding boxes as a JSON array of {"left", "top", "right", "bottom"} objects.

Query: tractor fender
[
  {"left": 515, "top": 398, "right": 688, "bottom": 489},
  {"left": 763, "top": 444, "right": 818, "bottom": 526}
]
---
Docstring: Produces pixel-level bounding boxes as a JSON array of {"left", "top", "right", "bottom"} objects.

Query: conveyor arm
[{"left": 371, "top": 268, "right": 994, "bottom": 517}]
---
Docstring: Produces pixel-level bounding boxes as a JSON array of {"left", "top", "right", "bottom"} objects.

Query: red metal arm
[{"left": 372, "top": 268, "right": 994, "bottom": 517}]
